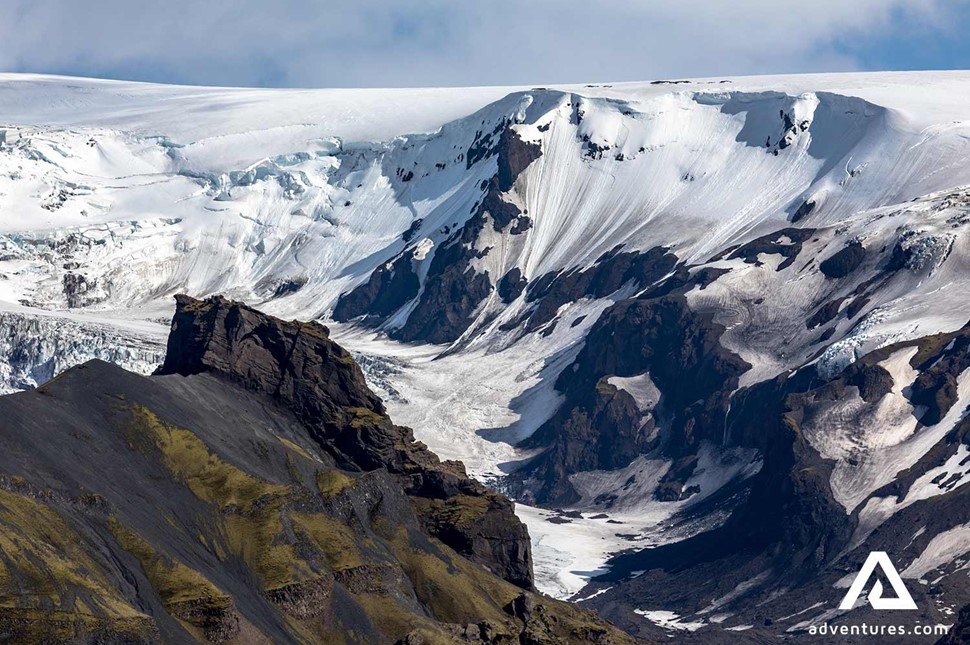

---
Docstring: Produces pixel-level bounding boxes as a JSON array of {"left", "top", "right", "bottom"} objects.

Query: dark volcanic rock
[
  {"left": 157, "top": 295, "right": 534, "bottom": 589},
  {"left": 333, "top": 251, "right": 420, "bottom": 322},
  {"left": 791, "top": 198, "right": 816, "bottom": 223},
  {"left": 850, "top": 362, "right": 895, "bottom": 403},
  {"left": 587, "top": 320, "right": 970, "bottom": 642},
  {"left": 728, "top": 374, "right": 854, "bottom": 565},
  {"left": 819, "top": 240, "right": 866, "bottom": 278},
  {"left": 806, "top": 296, "right": 846, "bottom": 329},
  {"left": 466, "top": 119, "right": 507, "bottom": 169},
  {"left": 158, "top": 294, "right": 395, "bottom": 470},
  {"left": 401, "top": 217, "right": 424, "bottom": 242},
  {"left": 337, "top": 122, "right": 543, "bottom": 346},
  {"left": 886, "top": 235, "right": 921, "bottom": 272},
  {"left": 518, "top": 246, "right": 678, "bottom": 334},
  {"left": 728, "top": 227, "right": 815, "bottom": 270},
  {"left": 481, "top": 175, "right": 531, "bottom": 233},
  {"left": 845, "top": 294, "right": 870, "bottom": 318},
  {"left": 520, "top": 378, "right": 649, "bottom": 505},
  {"left": 908, "top": 333, "right": 970, "bottom": 426},
  {"left": 519, "top": 285, "right": 750, "bottom": 504},
  {"left": 393, "top": 223, "right": 493, "bottom": 344},
  {"left": 497, "top": 128, "right": 542, "bottom": 192},
  {"left": 272, "top": 275, "right": 307, "bottom": 297},
  {"left": 655, "top": 456, "right": 700, "bottom": 502},
  {"left": 390, "top": 124, "right": 542, "bottom": 345},
  {"left": 0, "top": 297, "right": 641, "bottom": 644},
  {"left": 498, "top": 267, "right": 528, "bottom": 303}
]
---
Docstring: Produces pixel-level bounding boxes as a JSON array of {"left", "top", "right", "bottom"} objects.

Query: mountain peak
[
  {"left": 155, "top": 294, "right": 535, "bottom": 590},
  {"left": 157, "top": 294, "right": 393, "bottom": 470}
]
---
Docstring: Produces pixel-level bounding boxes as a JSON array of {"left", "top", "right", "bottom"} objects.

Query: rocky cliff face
[
  {"left": 515, "top": 267, "right": 748, "bottom": 505},
  {"left": 491, "top": 208, "right": 970, "bottom": 639},
  {"left": 157, "top": 294, "right": 534, "bottom": 591},
  {"left": 333, "top": 124, "right": 542, "bottom": 346},
  {"left": 580, "top": 319, "right": 970, "bottom": 642},
  {"left": 0, "top": 296, "right": 640, "bottom": 644}
]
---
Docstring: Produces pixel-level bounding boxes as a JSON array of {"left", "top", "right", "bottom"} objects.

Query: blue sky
[
  {"left": 837, "top": 3, "right": 970, "bottom": 72},
  {"left": 2, "top": 1, "right": 969, "bottom": 88}
]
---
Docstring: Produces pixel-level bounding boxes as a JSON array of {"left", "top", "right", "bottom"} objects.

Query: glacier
[{"left": 4, "top": 71, "right": 970, "bottom": 611}]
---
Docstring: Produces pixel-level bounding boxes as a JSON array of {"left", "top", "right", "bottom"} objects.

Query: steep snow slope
[
  {"left": 5, "top": 72, "right": 970, "bottom": 623},
  {"left": 4, "top": 72, "right": 970, "bottom": 323}
]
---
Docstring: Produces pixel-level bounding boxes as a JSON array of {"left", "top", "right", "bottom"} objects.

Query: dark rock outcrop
[
  {"left": 159, "top": 294, "right": 397, "bottom": 470},
  {"left": 519, "top": 285, "right": 750, "bottom": 504},
  {"left": 513, "top": 246, "right": 678, "bottom": 335},
  {"left": 819, "top": 240, "right": 866, "bottom": 278},
  {"left": 498, "top": 268, "right": 528, "bottom": 303},
  {"left": 806, "top": 295, "right": 846, "bottom": 329},
  {"left": 480, "top": 175, "right": 531, "bottom": 232},
  {"left": 392, "top": 222, "right": 494, "bottom": 344},
  {"left": 335, "top": 123, "right": 543, "bottom": 346},
  {"left": 908, "top": 333, "right": 970, "bottom": 426},
  {"left": 791, "top": 198, "right": 816, "bottom": 223},
  {"left": 157, "top": 294, "right": 534, "bottom": 589},
  {"left": 390, "top": 126, "right": 541, "bottom": 345},
  {"left": 520, "top": 378, "right": 649, "bottom": 505},
  {"left": 332, "top": 251, "right": 420, "bottom": 322},
  {"left": 587, "top": 320, "right": 970, "bottom": 642},
  {"left": 466, "top": 119, "right": 507, "bottom": 168},
  {"left": 727, "top": 227, "right": 815, "bottom": 270},
  {"left": 496, "top": 128, "right": 542, "bottom": 192},
  {"left": 850, "top": 362, "right": 895, "bottom": 403},
  {"left": 845, "top": 294, "right": 870, "bottom": 318}
]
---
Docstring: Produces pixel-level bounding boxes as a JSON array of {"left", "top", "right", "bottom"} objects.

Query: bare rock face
[
  {"left": 158, "top": 293, "right": 398, "bottom": 470},
  {"left": 515, "top": 246, "right": 679, "bottom": 335},
  {"left": 519, "top": 288, "right": 751, "bottom": 505},
  {"left": 157, "top": 294, "right": 534, "bottom": 589},
  {"left": 819, "top": 240, "right": 866, "bottom": 279},
  {"left": 333, "top": 124, "right": 543, "bottom": 346},
  {"left": 585, "top": 318, "right": 970, "bottom": 642},
  {"left": 331, "top": 250, "right": 420, "bottom": 322},
  {"left": 496, "top": 127, "right": 541, "bottom": 192}
]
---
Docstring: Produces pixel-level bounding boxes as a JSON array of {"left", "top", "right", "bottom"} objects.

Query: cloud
[{"left": 1, "top": 0, "right": 967, "bottom": 87}]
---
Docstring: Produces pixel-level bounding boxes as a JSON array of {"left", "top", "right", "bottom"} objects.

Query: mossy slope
[{"left": 0, "top": 352, "right": 641, "bottom": 644}]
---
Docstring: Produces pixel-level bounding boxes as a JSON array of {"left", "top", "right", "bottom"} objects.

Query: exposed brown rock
[
  {"left": 496, "top": 128, "right": 542, "bottom": 192},
  {"left": 157, "top": 294, "right": 534, "bottom": 589},
  {"left": 168, "top": 598, "right": 240, "bottom": 643}
]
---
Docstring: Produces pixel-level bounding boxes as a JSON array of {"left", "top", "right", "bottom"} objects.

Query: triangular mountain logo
[{"left": 839, "top": 551, "right": 917, "bottom": 611}]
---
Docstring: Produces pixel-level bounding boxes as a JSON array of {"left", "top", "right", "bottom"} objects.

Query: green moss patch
[
  {"left": 316, "top": 470, "right": 355, "bottom": 497},
  {"left": 0, "top": 488, "right": 146, "bottom": 621},
  {"left": 108, "top": 517, "right": 229, "bottom": 611}
]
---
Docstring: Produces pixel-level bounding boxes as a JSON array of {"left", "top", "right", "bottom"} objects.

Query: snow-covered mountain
[{"left": 4, "top": 71, "right": 970, "bottom": 641}]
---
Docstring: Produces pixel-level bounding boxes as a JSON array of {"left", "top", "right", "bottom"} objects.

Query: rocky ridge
[{"left": 0, "top": 295, "right": 640, "bottom": 645}]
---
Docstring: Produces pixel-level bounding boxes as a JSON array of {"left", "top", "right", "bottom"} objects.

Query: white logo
[{"left": 839, "top": 551, "right": 917, "bottom": 611}]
